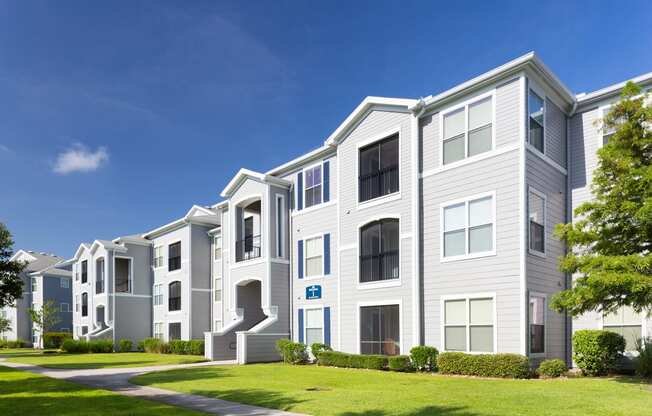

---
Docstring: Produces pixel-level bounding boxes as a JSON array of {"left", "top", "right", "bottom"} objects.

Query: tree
[
  {"left": 29, "top": 300, "right": 61, "bottom": 348},
  {"left": 0, "top": 222, "right": 26, "bottom": 308},
  {"left": 551, "top": 82, "right": 652, "bottom": 316},
  {"left": 0, "top": 315, "right": 11, "bottom": 338}
]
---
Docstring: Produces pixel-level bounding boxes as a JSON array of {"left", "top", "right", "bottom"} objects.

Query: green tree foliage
[
  {"left": 29, "top": 300, "right": 61, "bottom": 348},
  {"left": 0, "top": 223, "right": 27, "bottom": 308},
  {"left": 551, "top": 82, "right": 652, "bottom": 316},
  {"left": 0, "top": 315, "right": 11, "bottom": 336}
]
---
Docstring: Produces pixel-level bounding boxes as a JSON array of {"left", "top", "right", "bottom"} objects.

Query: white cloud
[{"left": 53, "top": 143, "right": 109, "bottom": 175}]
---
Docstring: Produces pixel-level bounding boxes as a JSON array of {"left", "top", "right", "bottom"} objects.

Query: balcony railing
[
  {"left": 359, "top": 165, "right": 399, "bottom": 203},
  {"left": 95, "top": 280, "right": 104, "bottom": 294},
  {"left": 359, "top": 250, "right": 399, "bottom": 283},
  {"left": 115, "top": 278, "right": 130, "bottom": 293},
  {"left": 236, "top": 235, "right": 262, "bottom": 262}
]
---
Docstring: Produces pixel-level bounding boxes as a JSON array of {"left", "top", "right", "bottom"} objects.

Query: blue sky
[{"left": 1, "top": 0, "right": 651, "bottom": 259}]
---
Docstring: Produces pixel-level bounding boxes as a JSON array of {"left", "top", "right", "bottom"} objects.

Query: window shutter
[
  {"left": 324, "top": 307, "right": 331, "bottom": 347},
  {"left": 298, "top": 240, "right": 304, "bottom": 279},
  {"left": 298, "top": 308, "right": 304, "bottom": 343},
  {"left": 323, "top": 233, "right": 330, "bottom": 275},
  {"left": 323, "top": 161, "right": 330, "bottom": 202},
  {"left": 297, "top": 172, "right": 303, "bottom": 210}
]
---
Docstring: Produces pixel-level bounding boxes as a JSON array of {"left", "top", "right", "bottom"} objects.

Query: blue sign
[{"left": 306, "top": 285, "right": 322, "bottom": 300}]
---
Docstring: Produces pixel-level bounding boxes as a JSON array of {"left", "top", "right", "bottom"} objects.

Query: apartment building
[{"left": 1, "top": 250, "right": 72, "bottom": 346}]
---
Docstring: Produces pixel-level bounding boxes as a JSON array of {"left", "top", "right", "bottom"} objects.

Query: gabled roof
[
  {"left": 113, "top": 234, "right": 152, "bottom": 247},
  {"left": 29, "top": 262, "right": 72, "bottom": 278},
  {"left": 576, "top": 70, "right": 652, "bottom": 107},
  {"left": 220, "top": 168, "right": 292, "bottom": 199},
  {"left": 142, "top": 205, "right": 221, "bottom": 239},
  {"left": 10, "top": 250, "right": 64, "bottom": 273},
  {"left": 90, "top": 239, "right": 127, "bottom": 255}
]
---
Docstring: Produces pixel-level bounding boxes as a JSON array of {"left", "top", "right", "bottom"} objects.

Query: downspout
[
  {"left": 564, "top": 100, "right": 577, "bottom": 366},
  {"left": 288, "top": 185, "right": 294, "bottom": 341}
]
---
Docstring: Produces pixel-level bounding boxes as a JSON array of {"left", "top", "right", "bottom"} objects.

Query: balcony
[
  {"left": 95, "top": 280, "right": 104, "bottom": 294},
  {"left": 359, "top": 250, "right": 399, "bottom": 283},
  {"left": 236, "top": 235, "right": 262, "bottom": 262},
  {"left": 359, "top": 165, "right": 399, "bottom": 203}
]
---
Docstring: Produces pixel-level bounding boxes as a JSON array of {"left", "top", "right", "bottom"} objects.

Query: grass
[
  {"left": 0, "top": 366, "right": 204, "bottom": 416},
  {"left": 3, "top": 349, "right": 206, "bottom": 369},
  {"left": 133, "top": 363, "right": 652, "bottom": 416}
]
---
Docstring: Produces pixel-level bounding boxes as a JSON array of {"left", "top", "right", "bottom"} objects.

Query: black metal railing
[
  {"left": 359, "top": 165, "right": 399, "bottom": 203},
  {"left": 168, "top": 255, "right": 181, "bottom": 271},
  {"left": 236, "top": 234, "right": 262, "bottom": 262},
  {"left": 359, "top": 250, "right": 399, "bottom": 283},
  {"left": 95, "top": 279, "right": 104, "bottom": 294},
  {"left": 115, "top": 278, "right": 130, "bottom": 293},
  {"left": 81, "top": 305, "right": 88, "bottom": 317},
  {"left": 169, "top": 296, "right": 181, "bottom": 311}
]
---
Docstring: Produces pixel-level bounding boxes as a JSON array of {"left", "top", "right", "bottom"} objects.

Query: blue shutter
[
  {"left": 323, "top": 161, "right": 330, "bottom": 203},
  {"left": 297, "top": 172, "right": 303, "bottom": 210},
  {"left": 298, "top": 240, "right": 304, "bottom": 279},
  {"left": 324, "top": 307, "right": 331, "bottom": 347},
  {"left": 323, "top": 233, "right": 330, "bottom": 275},
  {"left": 298, "top": 308, "right": 304, "bottom": 343}
]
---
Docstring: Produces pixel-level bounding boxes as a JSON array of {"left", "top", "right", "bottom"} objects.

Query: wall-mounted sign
[{"left": 306, "top": 285, "right": 322, "bottom": 300}]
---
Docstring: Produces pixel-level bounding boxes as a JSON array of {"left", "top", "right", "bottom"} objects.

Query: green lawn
[
  {"left": 0, "top": 366, "right": 204, "bottom": 416},
  {"left": 4, "top": 350, "right": 206, "bottom": 369},
  {"left": 133, "top": 363, "right": 652, "bottom": 416}
]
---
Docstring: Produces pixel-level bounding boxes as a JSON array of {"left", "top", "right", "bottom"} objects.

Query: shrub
[
  {"left": 316, "top": 351, "right": 389, "bottom": 370},
  {"left": 136, "top": 339, "right": 145, "bottom": 352},
  {"left": 437, "top": 352, "right": 530, "bottom": 379},
  {"left": 88, "top": 339, "right": 113, "bottom": 353},
  {"left": 0, "top": 339, "right": 28, "bottom": 349},
  {"left": 317, "top": 351, "right": 350, "bottom": 367},
  {"left": 43, "top": 332, "right": 72, "bottom": 349},
  {"left": 410, "top": 346, "right": 439, "bottom": 372},
  {"left": 168, "top": 340, "right": 187, "bottom": 355},
  {"left": 277, "top": 340, "right": 308, "bottom": 364},
  {"left": 275, "top": 338, "right": 292, "bottom": 360},
  {"left": 118, "top": 339, "right": 133, "bottom": 352},
  {"left": 61, "top": 339, "right": 89, "bottom": 353},
  {"left": 388, "top": 355, "right": 412, "bottom": 372},
  {"left": 310, "top": 342, "right": 332, "bottom": 358},
  {"left": 142, "top": 337, "right": 167, "bottom": 354},
  {"left": 537, "top": 359, "right": 568, "bottom": 378},
  {"left": 186, "top": 340, "right": 204, "bottom": 355},
  {"left": 573, "top": 330, "right": 625, "bottom": 376},
  {"left": 635, "top": 338, "right": 652, "bottom": 379}
]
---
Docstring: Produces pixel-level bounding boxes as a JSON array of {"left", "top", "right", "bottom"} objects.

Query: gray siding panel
[{"left": 545, "top": 98, "right": 567, "bottom": 167}]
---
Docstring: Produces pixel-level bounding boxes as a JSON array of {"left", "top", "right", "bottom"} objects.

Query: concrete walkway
[{"left": 0, "top": 358, "right": 303, "bottom": 416}]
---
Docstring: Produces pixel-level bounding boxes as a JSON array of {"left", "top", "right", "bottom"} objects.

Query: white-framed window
[
  {"left": 529, "top": 294, "right": 546, "bottom": 355},
  {"left": 214, "top": 320, "right": 222, "bottom": 331},
  {"left": 153, "top": 284, "right": 163, "bottom": 306},
  {"left": 275, "top": 195, "right": 285, "bottom": 258},
  {"left": 304, "top": 164, "right": 323, "bottom": 208},
  {"left": 153, "top": 322, "right": 164, "bottom": 340},
  {"left": 31, "top": 277, "right": 37, "bottom": 292},
  {"left": 443, "top": 295, "right": 495, "bottom": 353},
  {"left": 441, "top": 93, "right": 494, "bottom": 165},
  {"left": 601, "top": 107, "right": 616, "bottom": 145},
  {"left": 528, "top": 89, "right": 545, "bottom": 153},
  {"left": 75, "top": 295, "right": 80, "bottom": 313},
  {"left": 115, "top": 257, "right": 132, "bottom": 293},
  {"left": 528, "top": 188, "right": 546, "bottom": 255},
  {"left": 75, "top": 264, "right": 79, "bottom": 281},
  {"left": 213, "top": 235, "right": 222, "bottom": 261},
  {"left": 305, "top": 308, "right": 324, "bottom": 346},
  {"left": 60, "top": 278, "right": 70, "bottom": 289},
  {"left": 304, "top": 236, "right": 323, "bottom": 278},
  {"left": 441, "top": 192, "right": 495, "bottom": 261},
  {"left": 60, "top": 303, "right": 70, "bottom": 313},
  {"left": 603, "top": 306, "right": 644, "bottom": 352},
  {"left": 153, "top": 246, "right": 164, "bottom": 268},
  {"left": 214, "top": 278, "right": 222, "bottom": 302}
]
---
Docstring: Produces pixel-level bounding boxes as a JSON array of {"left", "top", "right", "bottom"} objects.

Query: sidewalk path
[{"left": 0, "top": 358, "right": 304, "bottom": 416}]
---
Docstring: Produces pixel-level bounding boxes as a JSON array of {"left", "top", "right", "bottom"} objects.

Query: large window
[
  {"left": 528, "top": 90, "right": 545, "bottom": 152},
  {"left": 304, "top": 236, "right": 323, "bottom": 278},
  {"left": 60, "top": 277, "right": 70, "bottom": 289},
  {"left": 168, "top": 242, "right": 181, "bottom": 271},
  {"left": 115, "top": 258, "right": 131, "bottom": 293},
  {"left": 81, "top": 293, "right": 88, "bottom": 317},
  {"left": 442, "top": 96, "right": 493, "bottom": 165},
  {"left": 305, "top": 308, "right": 324, "bottom": 347},
  {"left": 442, "top": 194, "right": 494, "bottom": 259},
  {"left": 360, "top": 219, "right": 399, "bottom": 283},
  {"left": 529, "top": 189, "right": 545, "bottom": 255},
  {"left": 214, "top": 278, "right": 222, "bottom": 302},
  {"left": 31, "top": 277, "right": 37, "bottom": 292},
  {"left": 154, "top": 322, "right": 164, "bottom": 340},
  {"left": 604, "top": 306, "right": 643, "bottom": 351},
  {"left": 529, "top": 295, "right": 546, "bottom": 354},
  {"left": 168, "top": 281, "right": 181, "bottom": 311},
  {"left": 81, "top": 260, "right": 88, "bottom": 284},
  {"left": 359, "top": 134, "right": 399, "bottom": 202},
  {"left": 360, "top": 304, "right": 400, "bottom": 355},
  {"left": 213, "top": 235, "right": 222, "bottom": 261},
  {"left": 444, "top": 297, "right": 494, "bottom": 353},
  {"left": 153, "top": 284, "right": 163, "bottom": 306},
  {"left": 95, "top": 258, "right": 105, "bottom": 294},
  {"left": 304, "top": 165, "right": 322, "bottom": 208},
  {"left": 153, "top": 246, "right": 164, "bottom": 268},
  {"left": 169, "top": 322, "right": 181, "bottom": 340}
]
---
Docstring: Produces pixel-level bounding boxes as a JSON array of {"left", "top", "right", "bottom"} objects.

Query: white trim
[
  {"left": 191, "top": 288, "right": 212, "bottom": 292},
  {"left": 275, "top": 193, "right": 286, "bottom": 258},
  {"left": 421, "top": 142, "right": 519, "bottom": 178},
  {"left": 357, "top": 193, "right": 402, "bottom": 210},
  {"left": 303, "top": 233, "right": 325, "bottom": 279},
  {"left": 527, "top": 82, "right": 547, "bottom": 155},
  {"left": 166, "top": 239, "right": 183, "bottom": 273},
  {"left": 356, "top": 300, "right": 403, "bottom": 355},
  {"left": 527, "top": 186, "right": 547, "bottom": 257},
  {"left": 440, "top": 292, "right": 498, "bottom": 354},
  {"left": 292, "top": 199, "right": 337, "bottom": 217},
  {"left": 303, "top": 305, "right": 325, "bottom": 348},
  {"left": 114, "top": 293, "right": 152, "bottom": 298},
  {"left": 597, "top": 103, "right": 614, "bottom": 149},
  {"left": 355, "top": 126, "right": 402, "bottom": 209},
  {"left": 518, "top": 74, "right": 527, "bottom": 355},
  {"left": 113, "top": 255, "right": 134, "bottom": 295},
  {"left": 336, "top": 144, "right": 342, "bottom": 351},
  {"left": 356, "top": 214, "right": 401, "bottom": 287},
  {"left": 302, "top": 161, "right": 325, "bottom": 210},
  {"left": 525, "top": 143, "right": 567, "bottom": 175},
  {"left": 528, "top": 291, "right": 548, "bottom": 358},
  {"left": 153, "top": 245, "right": 165, "bottom": 269}
]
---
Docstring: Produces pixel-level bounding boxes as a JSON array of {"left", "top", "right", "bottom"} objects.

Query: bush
[
  {"left": 61, "top": 339, "right": 89, "bottom": 353},
  {"left": 437, "top": 352, "right": 530, "bottom": 379},
  {"left": 168, "top": 340, "right": 187, "bottom": 355},
  {"left": 317, "top": 351, "right": 350, "bottom": 367},
  {"left": 410, "top": 346, "right": 439, "bottom": 372},
  {"left": 186, "top": 340, "right": 205, "bottom": 355},
  {"left": 0, "top": 339, "right": 28, "bottom": 349},
  {"left": 537, "top": 359, "right": 568, "bottom": 378},
  {"left": 310, "top": 342, "right": 332, "bottom": 358},
  {"left": 118, "top": 339, "right": 133, "bottom": 352},
  {"left": 276, "top": 340, "right": 308, "bottom": 364},
  {"left": 388, "top": 355, "right": 412, "bottom": 372},
  {"left": 573, "top": 330, "right": 625, "bottom": 376},
  {"left": 316, "top": 351, "right": 389, "bottom": 370},
  {"left": 635, "top": 338, "right": 652, "bottom": 379},
  {"left": 88, "top": 339, "right": 113, "bottom": 353},
  {"left": 275, "top": 339, "right": 292, "bottom": 360},
  {"left": 142, "top": 337, "right": 167, "bottom": 354},
  {"left": 136, "top": 339, "right": 145, "bottom": 352},
  {"left": 43, "top": 332, "right": 72, "bottom": 349}
]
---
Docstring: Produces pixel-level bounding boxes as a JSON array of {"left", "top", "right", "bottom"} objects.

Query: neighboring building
[{"left": 1, "top": 250, "right": 72, "bottom": 347}]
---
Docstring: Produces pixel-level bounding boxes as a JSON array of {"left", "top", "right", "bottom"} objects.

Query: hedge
[
  {"left": 275, "top": 339, "right": 308, "bottom": 364},
  {"left": 573, "top": 330, "right": 625, "bottom": 376},
  {"left": 61, "top": 339, "right": 89, "bottom": 353},
  {"left": 138, "top": 338, "right": 204, "bottom": 356},
  {"left": 410, "top": 346, "right": 439, "bottom": 372},
  {"left": 0, "top": 339, "right": 28, "bottom": 348},
  {"left": 537, "top": 359, "right": 568, "bottom": 378},
  {"left": 388, "top": 355, "right": 412, "bottom": 372},
  {"left": 310, "top": 342, "right": 332, "bottom": 358},
  {"left": 117, "top": 339, "right": 133, "bottom": 352},
  {"left": 317, "top": 351, "right": 389, "bottom": 371},
  {"left": 141, "top": 337, "right": 169, "bottom": 354},
  {"left": 44, "top": 332, "right": 72, "bottom": 349},
  {"left": 437, "top": 352, "right": 531, "bottom": 379}
]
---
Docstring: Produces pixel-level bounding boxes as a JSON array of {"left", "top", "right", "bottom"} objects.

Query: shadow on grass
[
  {"left": 611, "top": 375, "right": 652, "bottom": 390},
  {"left": 338, "top": 406, "right": 477, "bottom": 416}
]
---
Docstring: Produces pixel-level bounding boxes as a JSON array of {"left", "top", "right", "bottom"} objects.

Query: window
[
  {"left": 153, "top": 284, "right": 163, "bottom": 306},
  {"left": 95, "top": 258, "right": 105, "bottom": 294},
  {"left": 444, "top": 297, "right": 494, "bottom": 353},
  {"left": 304, "top": 165, "right": 322, "bottom": 208},
  {"left": 81, "top": 260, "right": 88, "bottom": 283},
  {"left": 169, "top": 281, "right": 181, "bottom": 311},
  {"left": 442, "top": 96, "right": 493, "bottom": 165},
  {"left": 360, "top": 304, "right": 400, "bottom": 355},
  {"left": 213, "top": 235, "right": 222, "bottom": 261},
  {"left": 32, "top": 330, "right": 38, "bottom": 345},
  {"left": 168, "top": 242, "right": 181, "bottom": 271},
  {"left": 359, "top": 219, "right": 399, "bottom": 283},
  {"left": 75, "top": 295, "right": 79, "bottom": 313},
  {"left": 169, "top": 322, "right": 181, "bottom": 340},
  {"left": 528, "top": 90, "right": 545, "bottom": 152},
  {"left": 304, "top": 236, "right": 323, "bottom": 278},
  {"left": 529, "top": 295, "right": 545, "bottom": 354},
  {"left": 75, "top": 265, "right": 79, "bottom": 281},
  {"left": 154, "top": 322, "right": 164, "bottom": 340},
  {"left": 359, "top": 134, "right": 399, "bottom": 202},
  {"left": 154, "top": 246, "right": 164, "bottom": 268},
  {"left": 305, "top": 308, "right": 323, "bottom": 346},
  {"left": 442, "top": 194, "right": 494, "bottom": 259},
  {"left": 214, "top": 320, "right": 222, "bottom": 331},
  {"left": 60, "top": 278, "right": 69, "bottom": 289},
  {"left": 115, "top": 258, "right": 131, "bottom": 293},
  {"left": 60, "top": 303, "right": 70, "bottom": 313},
  {"left": 529, "top": 189, "right": 545, "bottom": 254},
  {"left": 604, "top": 306, "right": 643, "bottom": 351},
  {"left": 31, "top": 277, "right": 37, "bottom": 292},
  {"left": 81, "top": 293, "right": 88, "bottom": 317},
  {"left": 276, "top": 196, "right": 285, "bottom": 258},
  {"left": 214, "top": 278, "right": 222, "bottom": 302}
]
